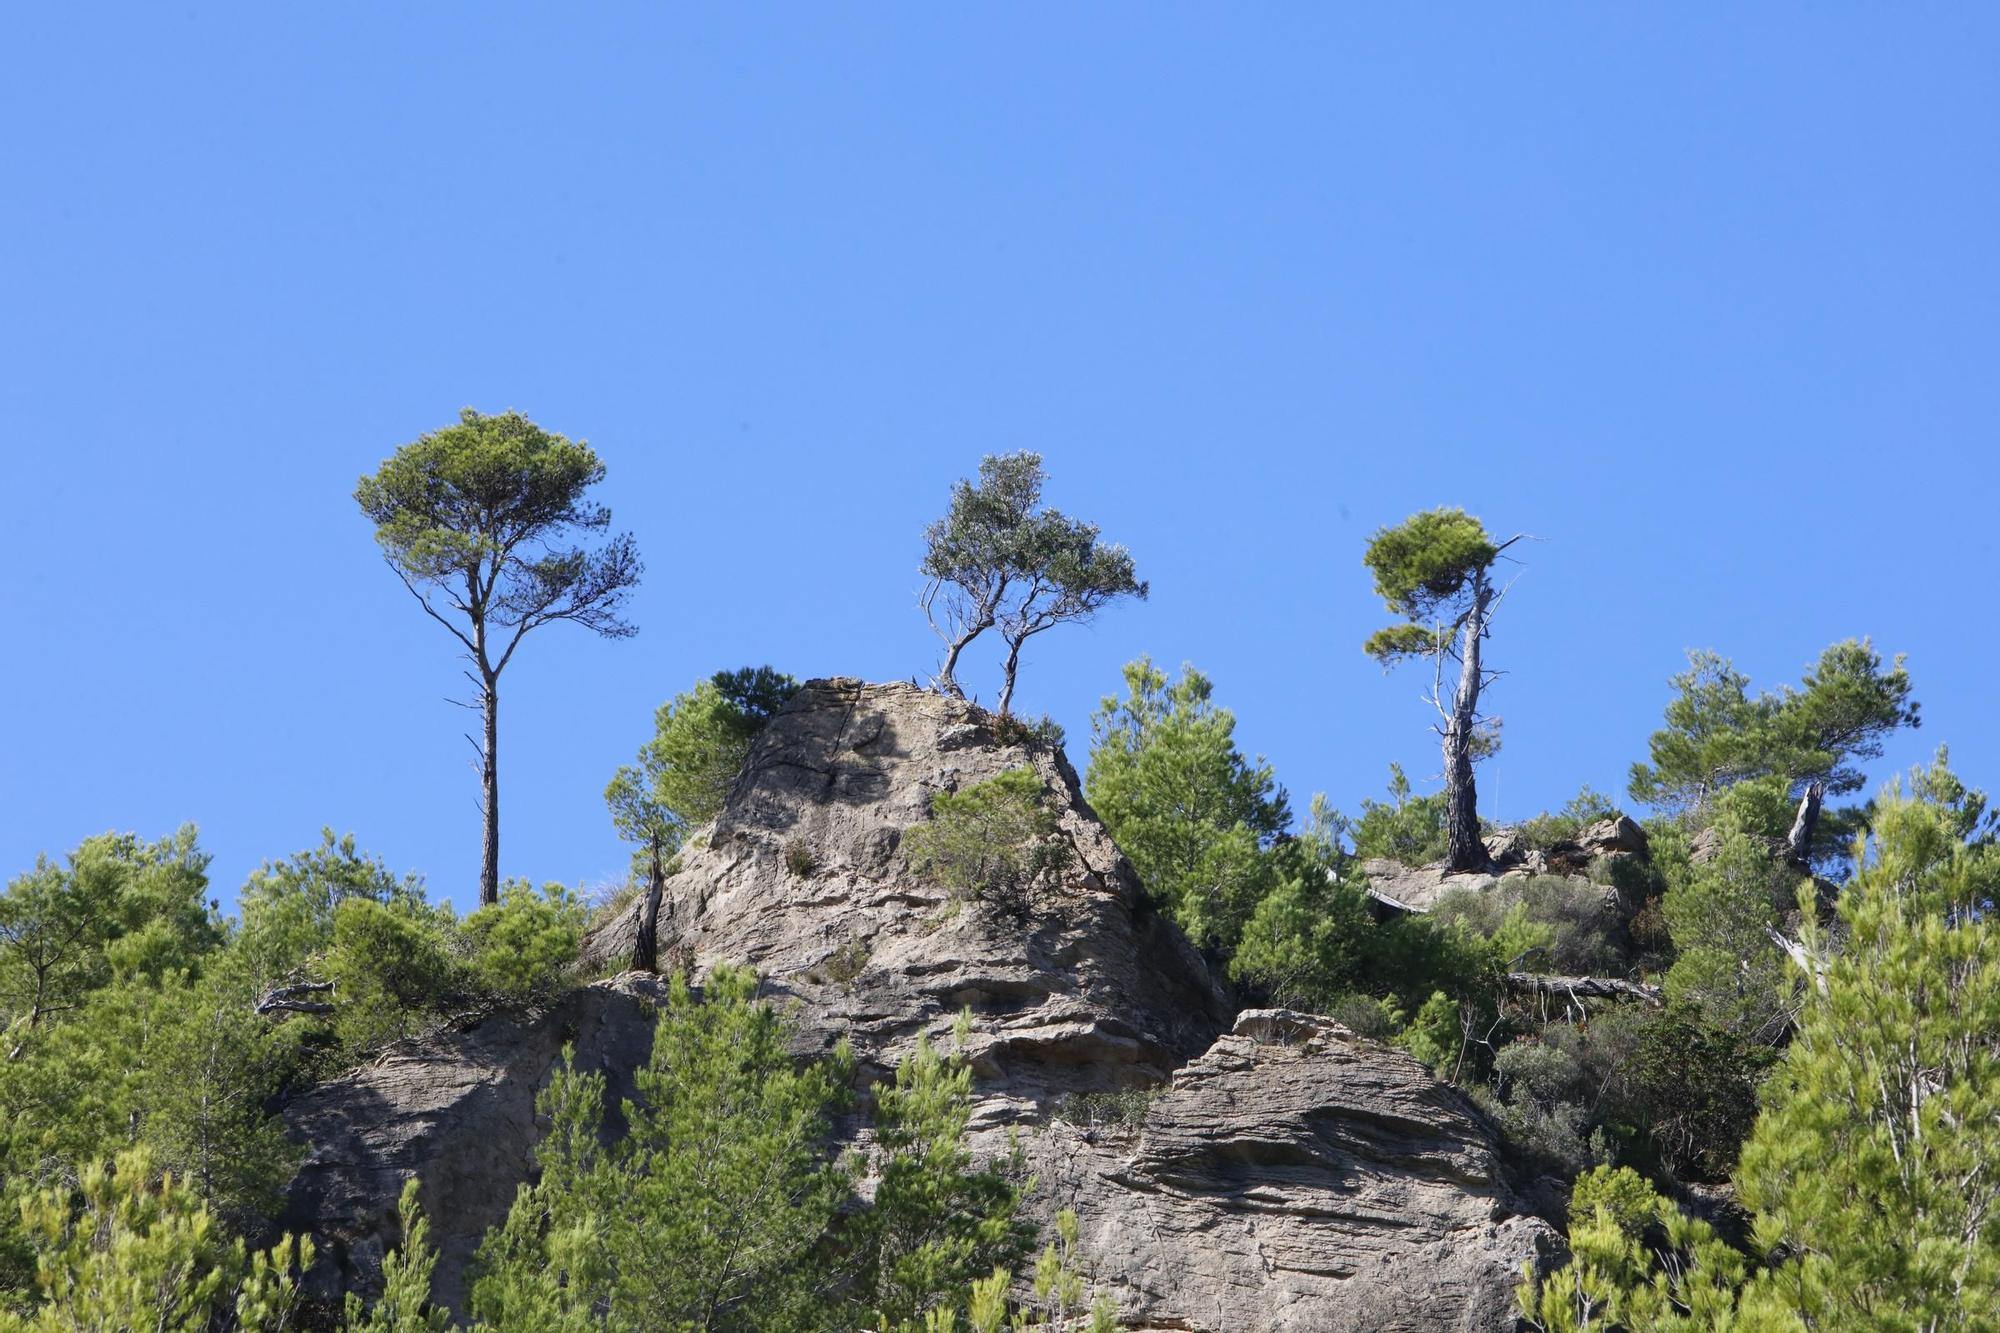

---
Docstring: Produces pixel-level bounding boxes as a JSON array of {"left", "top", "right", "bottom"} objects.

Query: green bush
[
  {"left": 903, "top": 769, "right": 1073, "bottom": 916},
  {"left": 1432, "top": 875, "right": 1624, "bottom": 975},
  {"left": 325, "top": 898, "right": 461, "bottom": 1053},
  {"left": 1513, "top": 785, "right": 1620, "bottom": 852},
  {"left": 1347, "top": 764, "right": 1448, "bottom": 866},
  {"left": 461, "top": 881, "right": 587, "bottom": 1005}
]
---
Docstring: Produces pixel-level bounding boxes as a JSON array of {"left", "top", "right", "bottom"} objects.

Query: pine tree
[{"left": 1521, "top": 752, "right": 2000, "bottom": 1330}]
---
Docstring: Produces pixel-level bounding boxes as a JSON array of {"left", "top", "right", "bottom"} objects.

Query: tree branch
[
  {"left": 1504, "top": 972, "right": 1664, "bottom": 1007},
  {"left": 254, "top": 981, "right": 337, "bottom": 1016}
]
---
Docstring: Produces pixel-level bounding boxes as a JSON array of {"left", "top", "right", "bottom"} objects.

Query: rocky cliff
[{"left": 282, "top": 679, "right": 1555, "bottom": 1330}]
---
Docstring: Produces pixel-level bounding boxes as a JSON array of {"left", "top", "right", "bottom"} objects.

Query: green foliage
[
  {"left": 459, "top": 880, "right": 586, "bottom": 1004},
  {"left": 0, "top": 826, "right": 219, "bottom": 1040},
  {"left": 1520, "top": 754, "right": 2000, "bottom": 1329},
  {"left": 1362, "top": 507, "right": 1500, "bottom": 623},
  {"left": 1610, "top": 1006, "right": 1772, "bottom": 1182},
  {"left": 606, "top": 667, "right": 799, "bottom": 849},
  {"left": 1514, "top": 785, "right": 1621, "bottom": 852},
  {"left": 2, "top": 1147, "right": 308, "bottom": 1331},
  {"left": 140, "top": 975, "right": 304, "bottom": 1230},
  {"left": 1659, "top": 831, "right": 1805, "bottom": 1037},
  {"left": 1229, "top": 857, "right": 1375, "bottom": 1010},
  {"left": 1628, "top": 641, "right": 1919, "bottom": 861},
  {"left": 343, "top": 1181, "right": 448, "bottom": 1332},
  {"left": 470, "top": 967, "right": 855, "bottom": 1330},
  {"left": 1432, "top": 875, "right": 1624, "bottom": 976},
  {"left": 1345, "top": 763, "right": 1449, "bottom": 866},
  {"left": 354, "top": 408, "right": 641, "bottom": 634},
  {"left": 324, "top": 898, "right": 461, "bottom": 1054},
  {"left": 920, "top": 452, "right": 1146, "bottom": 712},
  {"left": 850, "top": 1023, "right": 1033, "bottom": 1328},
  {"left": 1057, "top": 1088, "right": 1156, "bottom": 1135},
  {"left": 904, "top": 769, "right": 1073, "bottom": 917},
  {"left": 1085, "top": 658, "right": 1289, "bottom": 949},
  {"left": 232, "top": 831, "right": 428, "bottom": 1003},
  {"left": 1398, "top": 990, "right": 1465, "bottom": 1077},
  {"left": 1478, "top": 1039, "right": 1609, "bottom": 1174},
  {"left": 784, "top": 838, "right": 818, "bottom": 879}
]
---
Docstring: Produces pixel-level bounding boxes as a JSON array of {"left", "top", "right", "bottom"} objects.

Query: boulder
[
  {"left": 1037, "top": 1010, "right": 1557, "bottom": 1332},
  {"left": 1575, "top": 815, "right": 1649, "bottom": 858}
]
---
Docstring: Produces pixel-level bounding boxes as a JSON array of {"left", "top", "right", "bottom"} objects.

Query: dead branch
[
  {"left": 1504, "top": 972, "right": 1663, "bottom": 1007},
  {"left": 255, "top": 981, "right": 337, "bottom": 1016}
]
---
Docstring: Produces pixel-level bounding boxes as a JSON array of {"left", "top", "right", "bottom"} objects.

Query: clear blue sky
[{"left": 4, "top": 5, "right": 1995, "bottom": 913}]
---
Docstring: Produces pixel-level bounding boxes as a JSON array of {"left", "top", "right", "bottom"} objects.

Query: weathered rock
[
  {"left": 283, "top": 679, "right": 1555, "bottom": 1329},
  {"left": 584, "top": 678, "right": 1236, "bottom": 1098},
  {"left": 281, "top": 974, "right": 666, "bottom": 1314},
  {"left": 1361, "top": 858, "right": 1500, "bottom": 913},
  {"left": 1575, "top": 815, "right": 1649, "bottom": 858},
  {"left": 1035, "top": 1010, "right": 1557, "bottom": 1332}
]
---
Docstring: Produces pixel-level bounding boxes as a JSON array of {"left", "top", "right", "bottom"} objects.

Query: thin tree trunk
[
  {"left": 940, "top": 608, "right": 996, "bottom": 700},
  {"left": 997, "top": 635, "right": 1024, "bottom": 717},
  {"left": 1443, "top": 581, "right": 1489, "bottom": 872},
  {"left": 481, "top": 677, "right": 500, "bottom": 907},
  {"left": 633, "top": 830, "right": 664, "bottom": 973}
]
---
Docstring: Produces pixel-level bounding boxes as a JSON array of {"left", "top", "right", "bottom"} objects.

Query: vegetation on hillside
[{"left": 1, "top": 457, "right": 1982, "bottom": 1324}]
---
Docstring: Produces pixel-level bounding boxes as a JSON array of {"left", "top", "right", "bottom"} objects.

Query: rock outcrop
[
  {"left": 282, "top": 678, "right": 1555, "bottom": 1329},
  {"left": 1365, "top": 815, "right": 1651, "bottom": 915},
  {"left": 282, "top": 975, "right": 666, "bottom": 1314}
]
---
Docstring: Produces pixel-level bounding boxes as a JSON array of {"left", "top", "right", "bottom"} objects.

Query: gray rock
[
  {"left": 1036, "top": 1010, "right": 1558, "bottom": 1332},
  {"left": 1575, "top": 816, "right": 1649, "bottom": 858},
  {"left": 281, "top": 974, "right": 667, "bottom": 1314},
  {"left": 1361, "top": 858, "right": 1500, "bottom": 913},
  {"left": 283, "top": 679, "right": 1554, "bottom": 1329}
]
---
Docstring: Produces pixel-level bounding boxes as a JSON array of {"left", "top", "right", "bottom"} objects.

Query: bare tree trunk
[
  {"left": 633, "top": 831, "right": 664, "bottom": 973},
  {"left": 480, "top": 678, "right": 500, "bottom": 907},
  {"left": 1443, "top": 581, "right": 1490, "bottom": 872},
  {"left": 1785, "top": 779, "right": 1825, "bottom": 868},
  {"left": 997, "top": 635, "right": 1024, "bottom": 717},
  {"left": 936, "top": 619, "right": 987, "bottom": 699}
]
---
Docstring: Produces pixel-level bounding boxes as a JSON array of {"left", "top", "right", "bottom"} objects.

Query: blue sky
[{"left": 3, "top": 5, "right": 1995, "bottom": 912}]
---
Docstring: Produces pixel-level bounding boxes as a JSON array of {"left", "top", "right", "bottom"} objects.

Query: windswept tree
[
  {"left": 1362, "top": 508, "right": 1520, "bottom": 873},
  {"left": 1629, "top": 640, "right": 1918, "bottom": 863},
  {"left": 920, "top": 453, "right": 1146, "bottom": 714},
  {"left": 357, "top": 409, "right": 642, "bottom": 906}
]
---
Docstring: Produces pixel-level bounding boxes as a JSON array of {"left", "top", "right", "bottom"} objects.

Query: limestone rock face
[
  {"left": 1037, "top": 1010, "right": 1556, "bottom": 1333},
  {"left": 281, "top": 975, "right": 666, "bottom": 1314},
  {"left": 583, "top": 678, "right": 1235, "bottom": 1099},
  {"left": 282, "top": 679, "right": 1555, "bottom": 1329}
]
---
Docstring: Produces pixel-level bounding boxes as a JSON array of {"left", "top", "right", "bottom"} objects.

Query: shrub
[
  {"left": 1347, "top": 763, "right": 1448, "bottom": 866},
  {"left": 325, "top": 898, "right": 461, "bottom": 1053},
  {"left": 1325, "top": 993, "right": 1404, "bottom": 1041},
  {"left": 817, "top": 937, "right": 870, "bottom": 987},
  {"left": 1513, "top": 785, "right": 1620, "bottom": 852},
  {"left": 460, "top": 881, "right": 587, "bottom": 1006},
  {"left": 991, "top": 712, "right": 1067, "bottom": 750},
  {"left": 1480, "top": 1038, "right": 1608, "bottom": 1173},
  {"left": 1058, "top": 1088, "right": 1155, "bottom": 1135},
  {"left": 1432, "top": 875, "right": 1624, "bottom": 975},
  {"left": 903, "top": 769, "right": 1073, "bottom": 916},
  {"left": 784, "top": 838, "right": 818, "bottom": 879}
]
